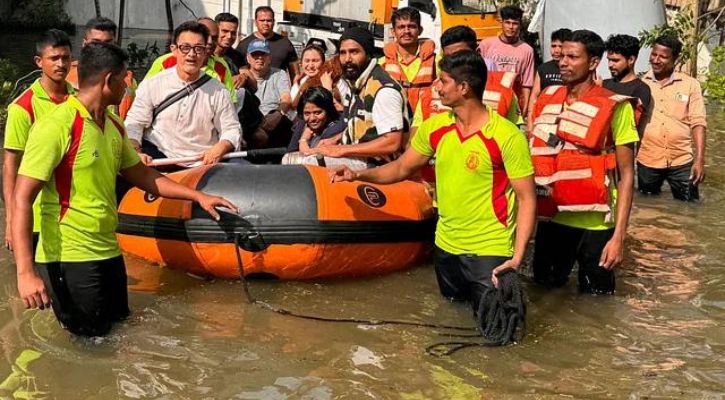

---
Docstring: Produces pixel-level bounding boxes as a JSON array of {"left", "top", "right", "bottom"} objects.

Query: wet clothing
[
  {"left": 537, "top": 59, "right": 562, "bottom": 89},
  {"left": 637, "top": 161, "right": 699, "bottom": 201},
  {"left": 411, "top": 108, "right": 533, "bottom": 257},
  {"left": 638, "top": 71, "right": 707, "bottom": 169},
  {"left": 4, "top": 79, "right": 75, "bottom": 232},
  {"left": 236, "top": 32, "right": 299, "bottom": 72},
  {"left": 533, "top": 221, "right": 616, "bottom": 294},
  {"left": 37, "top": 256, "right": 129, "bottom": 336},
  {"left": 603, "top": 78, "right": 652, "bottom": 135},
  {"left": 19, "top": 96, "right": 141, "bottom": 263},
  {"left": 434, "top": 245, "right": 508, "bottom": 304}
]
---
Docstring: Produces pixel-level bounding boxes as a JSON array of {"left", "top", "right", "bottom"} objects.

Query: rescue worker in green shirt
[
  {"left": 12, "top": 42, "right": 237, "bottom": 336},
  {"left": 3, "top": 29, "right": 75, "bottom": 251}
]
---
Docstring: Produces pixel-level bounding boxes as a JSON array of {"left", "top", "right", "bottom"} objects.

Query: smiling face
[
  {"left": 171, "top": 31, "right": 207, "bottom": 77},
  {"left": 218, "top": 21, "right": 238, "bottom": 49},
  {"left": 559, "top": 41, "right": 598, "bottom": 85},
  {"left": 35, "top": 45, "right": 72, "bottom": 84},
  {"left": 301, "top": 48, "right": 324, "bottom": 78},
  {"left": 649, "top": 44, "right": 676, "bottom": 77},
  {"left": 434, "top": 71, "right": 466, "bottom": 108},
  {"left": 303, "top": 102, "right": 328, "bottom": 131}
]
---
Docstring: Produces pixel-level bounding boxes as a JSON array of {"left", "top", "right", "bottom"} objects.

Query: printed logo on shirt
[
  {"left": 465, "top": 151, "right": 481, "bottom": 172},
  {"left": 676, "top": 93, "right": 689, "bottom": 102}
]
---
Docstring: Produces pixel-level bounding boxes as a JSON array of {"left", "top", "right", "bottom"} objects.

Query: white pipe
[{"left": 223, "top": 0, "right": 231, "bottom": 12}]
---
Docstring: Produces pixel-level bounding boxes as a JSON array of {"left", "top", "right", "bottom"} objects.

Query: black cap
[{"left": 339, "top": 26, "right": 375, "bottom": 57}]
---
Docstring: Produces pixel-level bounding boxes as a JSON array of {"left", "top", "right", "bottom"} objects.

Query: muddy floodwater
[{"left": 1, "top": 33, "right": 724, "bottom": 397}]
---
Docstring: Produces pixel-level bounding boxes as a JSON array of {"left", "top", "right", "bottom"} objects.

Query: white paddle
[{"left": 148, "top": 147, "right": 288, "bottom": 167}]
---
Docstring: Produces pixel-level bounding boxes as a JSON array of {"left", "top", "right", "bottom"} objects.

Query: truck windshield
[{"left": 441, "top": 0, "right": 497, "bottom": 14}]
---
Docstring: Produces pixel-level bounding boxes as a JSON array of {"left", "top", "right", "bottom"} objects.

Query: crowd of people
[{"left": 2, "top": 4, "right": 707, "bottom": 337}]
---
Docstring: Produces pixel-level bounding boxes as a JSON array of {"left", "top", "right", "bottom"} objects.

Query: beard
[
  {"left": 610, "top": 66, "right": 631, "bottom": 81},
  {"left": 342, "top": 61, "right": 363, "bottom": 81}
]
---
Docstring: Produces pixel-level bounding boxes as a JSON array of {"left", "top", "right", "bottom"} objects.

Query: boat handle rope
[{"left": 232, "top": 233, "right": 516, "bottom": 356}]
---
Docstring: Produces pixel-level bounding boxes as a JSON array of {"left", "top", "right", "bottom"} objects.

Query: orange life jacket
[
  {"left": 482, "top": 71, "right": 516, "bottom": 118},
  {"left": 530, "top": 84, "right": 636, "bottom": 219},
  {"left": 382, "top": 40, "right": 436, "bottom": 120},
  {"left": 67, "top": 61, "right": 135, "bottom": 119}
]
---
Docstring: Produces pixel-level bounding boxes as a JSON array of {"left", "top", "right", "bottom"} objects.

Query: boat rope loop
[{"left": 233, "top": 232, "right": 525, "bottom": 356}]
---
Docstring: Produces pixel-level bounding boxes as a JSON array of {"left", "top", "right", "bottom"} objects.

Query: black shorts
[
  {"left": 433, "top": 246, "right": 509, "bottom": 308},
  {"left": 532, "top": 221, "right": 615, "bottom": 294},
  {"left": 36, "top": 256, "right": 129, "bottom": 337},
  {"left": 637, "top": 161, "right": 699, "bottom": 201}
]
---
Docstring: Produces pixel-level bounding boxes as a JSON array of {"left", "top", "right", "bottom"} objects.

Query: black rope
[{"left": 233, "top": 233, "right": 526, "bottom": 356}]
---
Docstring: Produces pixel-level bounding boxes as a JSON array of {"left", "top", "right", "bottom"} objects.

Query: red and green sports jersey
[
  {"left": 18, "top": 96, "right": 141, "bottom": 263},
  {"left": 411, "top": 107, "right": 533, "bottom": 257},
  {"left": 144, "top": 53, "right": 237, "bottom": 102},
  {"left": 3, "top": 79, "right": 75, "bottom": 232}
]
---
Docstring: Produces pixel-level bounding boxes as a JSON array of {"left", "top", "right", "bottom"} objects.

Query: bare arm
[
  {"left": 120, "top": 162, "right": 238, "bottom": 220},
  {"left": 329, "top": 145, "right": 431, "bottom": 185},
  {"left": 491, "top": 175, "right": 537, "bottom": 286},
  {"left": 520, "top": 87, "right": 532, "bottom": 121},
  {"left": 279, "top": 91, "right": 293, "bottom": 114},
  {"left": 12, "top": 175, "right": 49, "bottom": 309},
  {"left": 288, "top": 61, "right": 300, "bottom": 84},
  {"left": 527, "top": 73, "right": 542, "bottom": 133},
  {"left": 600, "top": 142, "right": 635, "bottom": 269},
  {"left": 690, "top": 125, "right": 706, "bottom": 185},
  {"left": 310, "top": 131, "right": 403, "bottom": 158},
  {"left": 3, "top": 150, "right": 22, "bottom": 249}
]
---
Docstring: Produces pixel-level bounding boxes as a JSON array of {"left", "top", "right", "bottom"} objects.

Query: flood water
[{"left": 1, "top": 31, "right": 725, "bottom": 400}]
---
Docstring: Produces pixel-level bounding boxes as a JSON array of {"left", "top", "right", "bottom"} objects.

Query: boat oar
[{"left": 148, "top": 147, "right": 288, "bottom": 167}]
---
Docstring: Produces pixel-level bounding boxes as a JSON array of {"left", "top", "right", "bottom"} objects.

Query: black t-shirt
[
  {"left": 603, "top": 78, "right": 653, "bottom": 134},
  {"left": 223, "top": 48, "right": 245, "bottom": 73},
  {"left": 537, "top": 59, "right": 562, "bottom": 89},
  {"left": 236, "top": 33, "right": 299, "bottom": 72}
]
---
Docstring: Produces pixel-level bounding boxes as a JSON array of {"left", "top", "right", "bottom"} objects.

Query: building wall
[{"left": 64, "top": 0, "right": 282, "bottom": 35}]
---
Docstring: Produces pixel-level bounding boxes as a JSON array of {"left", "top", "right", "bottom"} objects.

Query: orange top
[
  {"left": 638, "top": 71, "right": 707, "bottom": 168},
  {"left": 66, "top": 60, "right": 136, "bottom": 120}
]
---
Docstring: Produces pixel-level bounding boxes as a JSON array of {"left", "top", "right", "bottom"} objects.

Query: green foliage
[
  {"left": 126, "top": 42, "right": 162, "bottom": 72},
  {"left": 703, "top": 46, "right": 725, "bottom": 104},
  {"left": 0, "top": 59, "right": 21, "bottom": 131},
  {"left": 639, "top": 5, "right": 698, "bottom": 67},
  {"left": 5, "top": 0, "right": 72, "bottom": 30}
]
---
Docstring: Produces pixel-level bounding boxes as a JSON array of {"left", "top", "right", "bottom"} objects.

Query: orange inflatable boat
[{"left": 117, "top": 164, "right": 436, "bottom": 280}]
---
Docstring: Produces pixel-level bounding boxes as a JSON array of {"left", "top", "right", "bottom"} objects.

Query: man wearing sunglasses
[{"left": 125, "top": 21, "right": 243, "bottom": 167}]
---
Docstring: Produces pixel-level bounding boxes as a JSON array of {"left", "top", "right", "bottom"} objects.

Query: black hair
[
  {"left": 392, "top": 7, "right": 421, "bottom": 27},
  {"left": 215, "top": 12, "right": 239, "bottom": 25},
  {"left": 35, "top": 29, "right": 72, "bottom": 56},
  {"left": 551, "top": 28, "right": 572, "bottom": 43},
  {"left": 78, "top": 42, "right": 128, "bottom": 86},
  {"left": 567, "top": 29, "right": 605, "bottom": 59},
  {"left": 297, "top": 86, "right": 339, "bottom": 122},
  {"left": 439, "top": 50, "right": 487, "bottom": 100},
  {"left": 653, "top": 34, "right": 682, "bottom": 59},
  {"left": 255, "top": 6, "right": 274, "bottom": 19},
  {"left": 301, "top": 45, "right": 326, "bottom": 62},
  {"left": 440, "top": 25, "right": 477, "bottom": 51},
  {"left": 499, "top": 5, "right": 524, "bottom": 22},
  {"left": 306, "top": 38, "right": 328, "bottom": 53},
  {"left": 85, "top": 17, "right": 117, "bottom": 35},
  {"left": 605, "top": 34, "right": 641, "bottom": 59},
  {"left": 172, "top": 20, "right": 210, "bottom": 45}
]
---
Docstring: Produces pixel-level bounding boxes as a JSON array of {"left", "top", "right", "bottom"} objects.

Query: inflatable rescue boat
[{"left": 117, "top": 164, "right": 436, "bottom": 280}]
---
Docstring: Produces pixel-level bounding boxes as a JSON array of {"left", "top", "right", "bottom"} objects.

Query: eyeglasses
[{"left": 176, "top": 44, "right": 207, "bottom": 55}]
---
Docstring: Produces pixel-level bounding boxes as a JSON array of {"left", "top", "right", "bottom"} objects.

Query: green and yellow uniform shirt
[
  {"left": 411, "top": 107, "right": 534, "bottom": 256},
  {"left": 3, "top": 79, "right": 75, "bottom": 232},
  {"left": 18, "top": 96, "right": 141, "bottom": 263},
  {"left": 551, "top": 102, "right": 639, "bottom": 231},
  {"left": 144, "top": 53, "right": 237, "bottom": 103}
]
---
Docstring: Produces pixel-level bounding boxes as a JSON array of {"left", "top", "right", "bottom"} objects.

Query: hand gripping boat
[{"left": 117, "top": 164, "right": 436, "bottom": 280}]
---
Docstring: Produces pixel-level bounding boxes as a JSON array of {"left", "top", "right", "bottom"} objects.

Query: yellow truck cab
[{"left": 279, "top": 0, "right": 501, "bottom": 51}]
